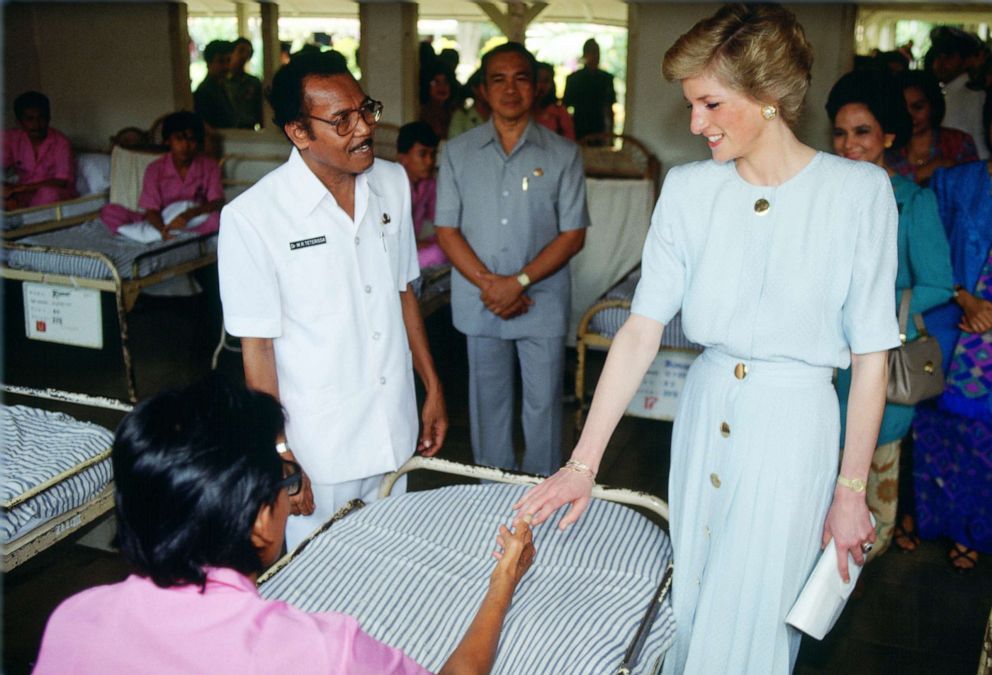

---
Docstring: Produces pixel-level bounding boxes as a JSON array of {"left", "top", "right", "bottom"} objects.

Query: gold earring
[
  {"left": 884, "top": 139, "right": 893, "bottom": 149},
  {"left": 761, "top": 105, "right": 777, "bottom": 121}
]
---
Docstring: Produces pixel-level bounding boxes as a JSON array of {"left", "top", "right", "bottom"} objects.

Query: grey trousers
[{"left": 466, "top": 334, "right": 564, "bottom": 476}]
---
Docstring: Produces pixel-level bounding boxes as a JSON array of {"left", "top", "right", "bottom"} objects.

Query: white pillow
[{"left": 75, "top": 152, "right": 111, "bottom": 195}]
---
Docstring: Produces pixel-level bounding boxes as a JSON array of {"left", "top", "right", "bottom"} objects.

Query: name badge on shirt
[{"left": 289, "top": 236, "right": 327, "bottom": 251}]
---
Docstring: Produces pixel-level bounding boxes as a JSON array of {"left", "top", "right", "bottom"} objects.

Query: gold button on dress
[
  {"left": 710, "top": 473, "right": 721, "bottom": 488},
  {"left": 720, "top": 422, "right": 731, "bottom": 437},
  {"left": 734, "top": 363, "right": 747, "bottom": 379},
  {"left": 754, "top": 198, "right": 770, "bottom": 214}
]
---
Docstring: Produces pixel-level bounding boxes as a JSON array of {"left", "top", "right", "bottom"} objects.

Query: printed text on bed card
[
  {"left": 626, "top": 351, "right": 697, "bottom": 420},
  {"left": 24, "top": 283, "right": 103, "bottom": 349}
]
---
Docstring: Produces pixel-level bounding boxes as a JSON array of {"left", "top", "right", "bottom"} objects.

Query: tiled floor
[{"left": 3, "top": 293, "right": 990, "bottom": 674}]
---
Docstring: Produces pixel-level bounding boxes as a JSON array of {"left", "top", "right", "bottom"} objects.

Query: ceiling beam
[{"left": 476, "top": 1, "right": 548, "bottom": 42}]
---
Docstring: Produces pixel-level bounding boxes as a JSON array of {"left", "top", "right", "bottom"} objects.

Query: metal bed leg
[
  {"left": 114, "top": 283, "right": 138, "bottom": 403},
  {"left": 211, "top": 321, "right": 227, "bottom": 370},
  {"left": 575, "top": 336, "right": 587, "bottom": 431}
]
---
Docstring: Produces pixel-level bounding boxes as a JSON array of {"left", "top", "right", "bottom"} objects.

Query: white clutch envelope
[{"left": 786, "top": 515, "right": 875, "bottom": 641}]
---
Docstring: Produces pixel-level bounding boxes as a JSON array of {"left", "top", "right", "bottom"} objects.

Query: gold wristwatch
[{"left": 836, "top": 474, "right": 867, "bottom": 493}]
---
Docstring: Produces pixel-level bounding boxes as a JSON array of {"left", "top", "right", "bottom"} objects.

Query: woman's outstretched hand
[{"left": 512, "top": 469, "right": 594, "bottom": 530}]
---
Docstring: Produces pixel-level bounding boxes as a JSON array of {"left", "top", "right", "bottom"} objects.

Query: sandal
[
  {"left": 948, "top": 543, "right": 979, "bottom": 573},
  {"left": 893, "top": 515, "right": 920, "bottom": 552}
]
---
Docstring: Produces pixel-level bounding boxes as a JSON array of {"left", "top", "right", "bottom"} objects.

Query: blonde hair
[{"left": 662, "top": 3, "right": 813, "bottom": 129}]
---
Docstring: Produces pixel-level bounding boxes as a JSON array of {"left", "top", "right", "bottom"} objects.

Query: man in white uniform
[{"left": 219, "top": 53, "right": 447, "bottom": 548}]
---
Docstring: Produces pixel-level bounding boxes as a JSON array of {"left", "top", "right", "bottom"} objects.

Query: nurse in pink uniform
[
  {"left": 100, "top": 111, "right": 224, "bottom": 241},
  {"left": 3, "top": 91, "right": 78, "bottom": 209}
]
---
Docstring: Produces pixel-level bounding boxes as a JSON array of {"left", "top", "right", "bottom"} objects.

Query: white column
[{"left": 358, "top": 1, "right": 419, "bottom": 126}]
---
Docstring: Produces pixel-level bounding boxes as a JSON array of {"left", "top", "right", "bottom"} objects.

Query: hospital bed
[
  {"left": 3, "top": 147, "right": 284, "bottom": 401},
  {"left": 257, "top": 456, "right": 676, "bottom": 674},
  {"left": 575, "top": 266, "right": 703, "bottom": 429},
  {"left": 1, "top": 384, "right": 130, "bottom": 572},
  {"left": 569, "top": 133, "right": 660, "bottom": 346},
  {"left": 3, "top": 152, "right": 112, "bottom": 239}
]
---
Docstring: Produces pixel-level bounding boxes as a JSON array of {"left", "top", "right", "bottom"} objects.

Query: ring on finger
[{"left": 860, "top": 542, "right": 873, "bottom": 554}]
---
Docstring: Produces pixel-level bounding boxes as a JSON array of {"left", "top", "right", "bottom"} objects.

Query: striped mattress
[
  {"left": 260, "top": 483, "right": 675, "bottom": 674},
  {"left": 1, "top": 405, "right": 114, "bottom": 543},
  {"left": 587, "top": 267, "right": 703, "bottom": 352},
  {"left": 4, "top": 219, "right": 217, "bottom": 281}
]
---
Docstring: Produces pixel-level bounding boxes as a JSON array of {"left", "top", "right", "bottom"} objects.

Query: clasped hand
[
  {"left": 477, "top": 271, "right": 533, "bottom": 320},
  {"left": 958, "top": 290, "right": 992, "bottom": 334},
  {"left": 492, "top": 518, "right": 536, "bottom": 584}
]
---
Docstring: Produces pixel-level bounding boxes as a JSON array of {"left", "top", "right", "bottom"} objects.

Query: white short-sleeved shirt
[
  {"left": 631, "top": 153, "right": 900, "bottom": 368},
  {"left": 219, "top": 149, "right": 420, "bottom": 484}
]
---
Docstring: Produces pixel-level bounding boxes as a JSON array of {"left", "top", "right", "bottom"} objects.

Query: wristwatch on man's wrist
[{"left": 516, "top": 272, "right": 531, "bottom": 289}]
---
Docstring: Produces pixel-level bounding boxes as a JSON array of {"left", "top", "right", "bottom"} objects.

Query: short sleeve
[
  {"left": 557, "top": 144, "right": 590, "bottom": 232},
  {"left": 137, "top": 161, "right": 164, "bottom": 212},
  {"left": 202, "top": 157, "right": 225, "bottom": 202},
  {"left": 218, "top": 205, "right": 282, "bottom": 338},
  {"left": 434, "top": 145, "right": 462, "bottom": 228},
  {"left": 841, "top": 170, "right": 900, "bottom": 354},
  {"left": 397, "top": 174, "right": 420, "bottom": 288},
  {"left": 630, "top": 175, "right": 685, "bottom": 326}
]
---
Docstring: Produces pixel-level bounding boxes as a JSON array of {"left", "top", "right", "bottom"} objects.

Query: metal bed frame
[
  {"left": 257, "top": 456, "right": 673, "bottom": 674},
  {"left": 573, "top": 267, "right": 703, "bottom": 430},
  {"left": 2, "top": 191, "right": 109, "bottom": 240},
  {"left": 1, "top": 385, "right": 131, "bottom": 572}
]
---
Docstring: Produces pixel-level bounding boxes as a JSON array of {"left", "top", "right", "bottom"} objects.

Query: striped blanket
[
  {"left": 260, "top": 483, "right": 675, "bottom": 674},
  {"left": 1, "top": 405, "right": 114, "bottom": 543},
  {"left": 4, "top": 219, "right": 217, "bottom": 281},
  {"left": 588, "top": 267, "right": 703, "bottom": 352}
]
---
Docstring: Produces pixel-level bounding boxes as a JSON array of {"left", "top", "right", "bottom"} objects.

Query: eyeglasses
[
  {"left": 308, "top": 98, "right": 383, "bottom": 136},
  {"left": 277, "top": 459, "right": 303, "bottom": 497}
]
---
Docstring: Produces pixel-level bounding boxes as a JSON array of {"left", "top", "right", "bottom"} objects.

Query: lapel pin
[{"left": 533, "top": 168, "right": 543, "bottom": 176}]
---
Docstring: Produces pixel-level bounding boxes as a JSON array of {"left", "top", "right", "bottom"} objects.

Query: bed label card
[
  {"left": 627, "top": 350, "right": 698, "bottom": 421},
  {"left": 23, "top": 283, "right": 103, "bottom": 349}
]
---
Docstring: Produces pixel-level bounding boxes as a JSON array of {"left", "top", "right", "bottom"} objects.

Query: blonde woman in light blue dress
[{"left": 514, "top": 5, "right": 900, "bottom": 674}]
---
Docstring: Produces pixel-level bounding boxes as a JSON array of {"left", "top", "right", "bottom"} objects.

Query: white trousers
[{"left": 284, "top": 474, "right": 407, "bottom": 550}]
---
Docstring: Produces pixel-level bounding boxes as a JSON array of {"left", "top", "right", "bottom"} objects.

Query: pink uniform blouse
[
  {"left": 138, "top": 154, "right": 224, "bottom": 234},
  {"left": 34, "top": 568, "right": 431, "bottom": 675},
  {"left": 2, "top": 127, "right": 77, "bottom": 204}
]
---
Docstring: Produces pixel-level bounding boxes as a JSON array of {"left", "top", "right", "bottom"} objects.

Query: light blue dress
[{"left": 631, "top": 153, "right": 900, "bottom": 674}]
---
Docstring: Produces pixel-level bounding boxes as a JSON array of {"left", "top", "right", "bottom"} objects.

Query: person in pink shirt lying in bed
[
  {"left": 33, "top": 375, "right": 535, "bottom": 675},
  {"left": 3, "top": 91, "right": 78, "bottom": 210},
  {"left": 100, "top": 111, "right": 224, "bottom": 243}
]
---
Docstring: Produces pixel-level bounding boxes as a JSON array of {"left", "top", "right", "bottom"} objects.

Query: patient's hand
[
  {"left": 492, "top": 519, "right": 535, "bottom": 586},
  {"left": 167, "top": 213, "right": 190, "bottom": 231}
]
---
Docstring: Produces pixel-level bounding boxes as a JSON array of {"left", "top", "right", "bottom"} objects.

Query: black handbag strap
[{"left": 897, "top": 288, "right": 928, "bottom": 342}]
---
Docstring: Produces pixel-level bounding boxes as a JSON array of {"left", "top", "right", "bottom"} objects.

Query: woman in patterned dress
[{"left": 912, "top": 94, "right": 992, "bottom": 571}]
